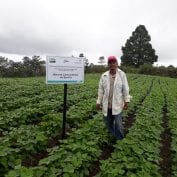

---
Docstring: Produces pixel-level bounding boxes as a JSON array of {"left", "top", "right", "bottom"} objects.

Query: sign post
[
  {"left": 62, "top": 83, "right": 67, "bottom": 139},
  {"left": 46, "top": 56, "right": 84, "bottom": 139}
]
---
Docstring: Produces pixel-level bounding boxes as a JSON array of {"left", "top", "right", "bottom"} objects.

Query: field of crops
[{"left": 0, "top": 73, "right": 177, "bottom": 177}]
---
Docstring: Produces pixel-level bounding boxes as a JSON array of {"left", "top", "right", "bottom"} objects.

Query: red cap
[{"left": 108, "top": 56, "right": 117, "bottom": 63}]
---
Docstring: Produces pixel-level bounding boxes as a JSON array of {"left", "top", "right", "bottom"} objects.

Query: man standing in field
[{"left": 96, "top": 56, "right": 131, "bottom": 140}]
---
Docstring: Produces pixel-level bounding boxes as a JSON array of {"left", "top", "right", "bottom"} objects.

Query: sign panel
[{"left": 46, "top": 56, "right": 84, "bottom": 84}]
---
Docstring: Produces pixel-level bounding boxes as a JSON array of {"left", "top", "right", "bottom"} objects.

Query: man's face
[{"left": 108, "top": 61, "right": 118, "bottom": 70}]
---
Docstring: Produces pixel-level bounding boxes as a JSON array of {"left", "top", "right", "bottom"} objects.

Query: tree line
[
  {"left": 0, "top": 25, "right": 176, "bottom": 78},
  {"left": 1, "top": 54, "right": 177, "bottom": 78},
  {"left": 0, "top": 56, "right": 45, "bottom": 77}
]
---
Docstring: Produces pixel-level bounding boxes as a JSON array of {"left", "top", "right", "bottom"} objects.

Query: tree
[
  {"left": 98, "top": 56, "right": 106, "bottom": 65},
  {"left": 31, "top": 55, "right": 45, "bottom": 76},
  {"left": 22, "top": 56, "right": 33, "bottom": 76},
  {"left": 22, "top": 56, "right": 45, "bottom": 76},
  {"left": 0, "top": 56, "right": 8, "bottom": 76},
  {"left": 7, "top": 61, "right": 23, "bottom": 77},
  {"left": 79, "top": 53, "right": 89, "bottom": 68},
  {"left": 121, "top": 25, "right": 158, "bottom": 67}
]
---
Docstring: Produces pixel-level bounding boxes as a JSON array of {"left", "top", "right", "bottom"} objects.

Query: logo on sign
[
  {"left": 49, "top": 58, "right": 56, "bottom": 63},
  {"left": 63, "top": 59, "right": 69, "bottom": 63}
]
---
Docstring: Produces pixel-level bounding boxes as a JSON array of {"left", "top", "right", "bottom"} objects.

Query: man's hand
[
  {"left": 96, "top": 103, "right": 102, "bottom": 110},
  {"left": 123, "top": 102, "right": 129, "bottom": 110}
]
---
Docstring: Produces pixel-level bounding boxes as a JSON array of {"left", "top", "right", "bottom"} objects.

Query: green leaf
[
  {"left": 63, "top": 174, "right": 70, "bottom": 177},
  {"left": 36, "top": 133, "right": 46, "bottom": 141},
  {"left": 20, "top": 167, "right": 33, "bottom": 177},
  {"left": 63, "top": 164, "right": 74, "bottom": 173},
  {"left": 5, "top": 170, "right": 19, "bottom": 177},
  {"left": 0, "top": 150, "right": 7, "bottom": 156}
]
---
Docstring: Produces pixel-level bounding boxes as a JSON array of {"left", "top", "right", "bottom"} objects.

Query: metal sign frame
[{"left": 46, "top": 56, "right": 84, "bottom": 84}]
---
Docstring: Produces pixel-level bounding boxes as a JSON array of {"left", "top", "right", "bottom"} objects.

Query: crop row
[
  {"left": 0, "top": 74, "right": 99, "bottom": 112},
  {"left": 97, "top": 78, "right": 164, "bottom": 176},
  {"left": 160, "top": 77, "right": 177, "bottom": 177}
]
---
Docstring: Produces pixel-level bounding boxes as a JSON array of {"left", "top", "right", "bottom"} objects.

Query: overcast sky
[{"left": 0, "top": 0, "right": 177, "bottom": 66}]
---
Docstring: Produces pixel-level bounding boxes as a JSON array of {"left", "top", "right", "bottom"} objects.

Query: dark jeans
[{"left": 104, "top": 109, "right": 124, "bottom": 140}]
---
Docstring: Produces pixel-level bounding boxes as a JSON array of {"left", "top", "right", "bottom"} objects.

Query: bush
[{"left": 138, "top": 64, "right": 154, "bottom": 75}]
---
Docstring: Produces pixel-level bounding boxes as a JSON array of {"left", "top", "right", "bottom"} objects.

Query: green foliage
[
  {"left": 85, "top": 65, "right": 107, "bottom": 73},
  {"left": 120, "top": 65, "right": 177, "bottom": 78},
  {"left": 120, "top": 66, "right": 139, "bottom": 74},
  {"left": 6, "top": 166, "right": 34, "bottom": 177},
  {"left": 138, "top": 64, "right": 154, "bottom": 74},
  {"left": 121, "top": 25, "right": 158, "bottom": 67},
  {"left": 1, "top": 74, "right": 177, "bottom": 176}
]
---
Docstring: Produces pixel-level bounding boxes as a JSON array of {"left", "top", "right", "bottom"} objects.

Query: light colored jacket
[{"left": 96, "top": 68, "right": 131, "bottom": 116}]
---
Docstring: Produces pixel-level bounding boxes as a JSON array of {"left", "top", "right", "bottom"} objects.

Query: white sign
[{"left": 46, "top": 56, "right": 84, "bottom": 84}]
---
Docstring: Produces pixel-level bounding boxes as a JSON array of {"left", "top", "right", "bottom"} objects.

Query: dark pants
[{"left": 104, "top": 109, "right": 124, "bottom": 140}]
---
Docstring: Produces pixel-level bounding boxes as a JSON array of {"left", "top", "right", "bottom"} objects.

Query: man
[{"left": 96, "top": 56, "right": 131, "bottom": 140}]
